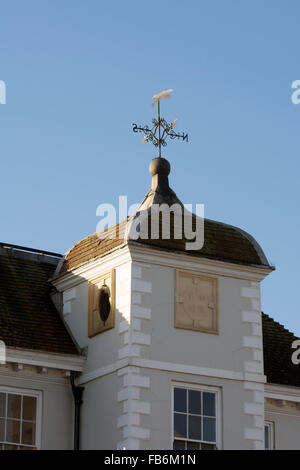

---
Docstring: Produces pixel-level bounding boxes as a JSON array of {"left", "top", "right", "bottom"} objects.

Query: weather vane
[{"left": 132, "top": 89, "right": 188, "bottom": 158}]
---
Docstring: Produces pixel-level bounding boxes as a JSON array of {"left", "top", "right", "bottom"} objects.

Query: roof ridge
[{"left": 0, "top": 242, "right": 62, "bottom": 258}]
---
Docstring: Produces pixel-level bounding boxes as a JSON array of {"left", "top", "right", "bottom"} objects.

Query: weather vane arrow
[{"left": 132, "top": 89, "right": 188, "bottom": 158}]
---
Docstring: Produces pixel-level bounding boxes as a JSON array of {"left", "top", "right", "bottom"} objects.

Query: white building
[{"left": 0, "top": 156, "right": 299, "bottom": 450}]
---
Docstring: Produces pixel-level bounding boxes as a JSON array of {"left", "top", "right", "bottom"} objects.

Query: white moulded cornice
[
  {"left": 264, "top": 383, "right": 300, "bottom": 403},
  {"left": 51, "top": 244, "right": 131, "bottom": 290},
  {"left": 5, "top": 347, "right": 86, "bottom": 372},
  {"left": 52, "top": 239, "right": 273, "bottom": 291},
  {"left": 128, "top": 243, "right": 273, "bottom": 282}
]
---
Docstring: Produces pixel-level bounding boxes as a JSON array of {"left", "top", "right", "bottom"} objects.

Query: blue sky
[{"left": 1, "top": 1, "right": 299, "bottom": 335}]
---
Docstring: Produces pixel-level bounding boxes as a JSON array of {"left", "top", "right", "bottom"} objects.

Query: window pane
[
  {"left": 203, "top": 392, "right": 215, "bottom": 417},
  {"left": 188, "top": 390, "right": 201, "bottom": 415},
  {"left": 7, "top": 394, "right": 21, "bottom": 419},
  {"left": 174, "top": 413, "right": 187, "bottom": 438},
  {"left": 0, "top": 418, "right": 5, "bottom": 441},
  {"left": 173, "top": 440, "right": 186, "bottom": 450},
  {"left": 203, "top": 417, "right": 216, "bottom": 442},
  {"left": 22, "top": 421, "right": 35, "bottom": 446},
  {"left": 264, "top": 425, "right": 269, "bottom": 449},
  {"left": 3, "top": 444, "right": 18, "bottom": 450},
  {"left": 174, "top": 388, "right": 186, "bottom": 413},
  {"left": 0, "top": 393, "right": 6, "bottom": 417},
  {"left": 201, "top": 443, "right": 216, "bottom": 450},
  {"left": 187, "top": 441, "right": 200, "bottom": 450},
  {"left": 188, "top": 415, "right": 201, "bottom": 440},
  {"left": 23, "top": 396, "right": 37, "bottom": 422},
  {"left": 6, "top": 419, "right": 20, "bottom": 444}
]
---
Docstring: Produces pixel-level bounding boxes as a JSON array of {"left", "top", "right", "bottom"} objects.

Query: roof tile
[
  {"left": 262, "top": 312, "right": 300, "bottom": 387},
  {"left": 0, "top": 248, "right": 79, "bottom": 355}
]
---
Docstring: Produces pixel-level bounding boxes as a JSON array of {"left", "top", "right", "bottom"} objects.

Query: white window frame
[
  {"left": 0, "top": 386, "right": 42, "bottom": 450},
  {"left": 264, "top": 421, "right": 274, "bottom": 450},
  {"left": 171, "top": 381, "right": 222, "bottom": 450}
]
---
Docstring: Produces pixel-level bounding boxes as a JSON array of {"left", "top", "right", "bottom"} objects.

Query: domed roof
[{"left": 60, "top": 157, "right": 272, "bottom": 274}]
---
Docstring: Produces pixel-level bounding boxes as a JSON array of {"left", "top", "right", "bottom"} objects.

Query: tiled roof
[
  {"left": 60, "top": 214, "right": 272, "bottom": 275},
  {"left": 0, "top": 244, "right": 79, "bottom": 355},
  {"left": 262, "top": 312, "right": 300, "bottom": 387},
  {"left": 61, "top": 222, "right": 126, "bottom": 274},
  {"left": 60, "top": 161, "right": 272, "bottom": 275},
  {"left": 133, "top": 211, "right": 271, "bottom": 267}
]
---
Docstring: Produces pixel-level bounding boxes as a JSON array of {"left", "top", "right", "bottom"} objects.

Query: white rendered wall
[
  {"left": 62, "top": 261, "right": 132, "bottom": 374},
  {"left": 116, "top": 259, "right": 265, "bottom": 450},
  {"left": 80, "top": 372, "right": 122, "bottom": 449},
  {"left": 0, "top": 373, "right": 74, "bottom": 450},
  {"left": 265, "top": 400, "right": 300, "bottom": 450},
  {"left": 55, "top": 247, "right": 268, "bottom": 450}
]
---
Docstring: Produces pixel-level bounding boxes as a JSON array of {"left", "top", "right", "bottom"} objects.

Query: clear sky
[{"left": 0, "top": 1, "right": 299, "bottom": 335}]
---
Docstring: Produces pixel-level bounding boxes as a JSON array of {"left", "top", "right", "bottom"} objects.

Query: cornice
[
  {"left": 51, "top": 244, "right": 131, "bottom": 290},
  {"left": 5, "top": 347, "right": 85, "bottom": 372},
  {"left": 265, "top": 382, "right": 300, "bottom": 402},
  {"left": 128, "top": 243, "right": 273, "bottom": 282},
  {"left": 52, "top": 239, "right": 273, "bottom": 291}
]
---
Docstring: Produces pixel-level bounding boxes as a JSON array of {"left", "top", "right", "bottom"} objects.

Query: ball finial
[{"left": 149, "top": 157, "right": 171, "bottom": 177}]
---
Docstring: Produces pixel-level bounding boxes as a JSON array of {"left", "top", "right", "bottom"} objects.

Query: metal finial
[{"left": 132, "top": 89, "right": 188, "bottom": 158}]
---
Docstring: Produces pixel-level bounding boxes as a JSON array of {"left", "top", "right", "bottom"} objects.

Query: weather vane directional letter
[{"left": 132, "top": 89, "right": 188, "bottom": 158}]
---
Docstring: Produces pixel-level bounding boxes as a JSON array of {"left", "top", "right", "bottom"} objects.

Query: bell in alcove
[{"left": 98, "top": 284, "right": 111, "bottom": 325}]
